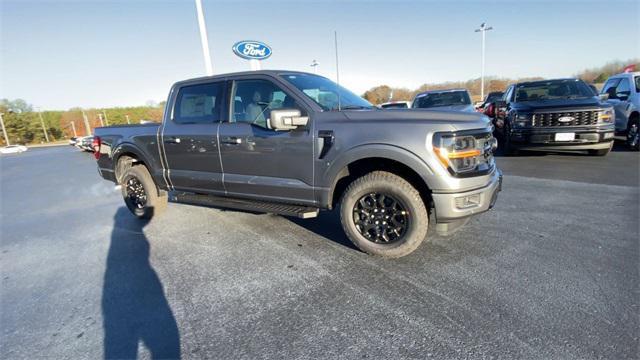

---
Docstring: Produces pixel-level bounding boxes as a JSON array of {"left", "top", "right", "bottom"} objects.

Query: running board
[{"left": 171, "top": 193, "right": 319, "bottom": 219}]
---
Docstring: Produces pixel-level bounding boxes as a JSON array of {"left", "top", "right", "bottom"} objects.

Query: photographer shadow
[{"left": 101, "top": 207, "right": 180, "bottom": 359}]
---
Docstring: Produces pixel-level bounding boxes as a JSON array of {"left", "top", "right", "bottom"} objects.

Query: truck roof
[
  {"left": 174, "top": 70, "right": 317, "bottom": 85},
  {"left": 607, "top": 71, "right": 640, "bottom": 78},
  {"left": 414, "top": 88, "right": 469, "bottom": 97},
  {"left": 515, "top": 78, "right": 581, "bottom": 86}
]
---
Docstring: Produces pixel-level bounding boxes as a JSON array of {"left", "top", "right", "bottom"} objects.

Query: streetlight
[
  {"left": 475, "top": 22, "right": 493, "bottom": 102},
  {"left": 310, "top": 60, "right": 319, "bottom": 74}
]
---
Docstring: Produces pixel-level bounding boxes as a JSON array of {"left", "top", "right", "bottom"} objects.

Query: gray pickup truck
[{"left": 94, "top": 70, "right": 502, "bottom": 257}]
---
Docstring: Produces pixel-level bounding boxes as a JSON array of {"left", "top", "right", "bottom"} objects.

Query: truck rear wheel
[
  {"left": 339, "top": 171, "right": 428, "bottom": 258},
  {"left": 121, "top": 165, "right": 167, "bottom": 219},
  {"left": 627, "top": 119, "right": 639, "bottom": 151}
]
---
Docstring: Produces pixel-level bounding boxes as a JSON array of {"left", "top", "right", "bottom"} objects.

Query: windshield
[
  {"left": 413, "top": 91, "right": 471, "bottom": 108},
  {"left": 485, "top": 92, "right": 503, "bottom": 103},
  {"left": 380, "top": 103, "right": 408, "bottom": 109},
  {"left": 515, "top": 79, "right": 594, "bottom": 102},
  {"left": 280, "top": 73, "right": 374, "bottom": 111}
]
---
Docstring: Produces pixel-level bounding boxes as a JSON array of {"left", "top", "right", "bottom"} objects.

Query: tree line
[
  {"left": 0, "top": 99, "right": 165, "bottom": 145},
  {"left": 362, "top": 58, "right": 638, "bottom": 104}
]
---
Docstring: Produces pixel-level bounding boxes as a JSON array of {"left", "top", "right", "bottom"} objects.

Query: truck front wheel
[
  {"left": 339, "top": 171, "right": 428, "bottom": 258},
  {"left": 121, "top": 165, "right": 167, "bottom": 219}
]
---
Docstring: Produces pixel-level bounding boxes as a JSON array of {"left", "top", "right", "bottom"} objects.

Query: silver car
[{"left": 600, "top": 72, "right": 640, "bottom": 150}]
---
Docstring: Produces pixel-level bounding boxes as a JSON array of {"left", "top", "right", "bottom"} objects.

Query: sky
[{"left": 1, "top": 0, "right": 638, "bottom": 110}]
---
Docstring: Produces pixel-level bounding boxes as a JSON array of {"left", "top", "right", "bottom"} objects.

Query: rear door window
[{"left": 174, "top": 82, "right": 225, "bottom": 124}]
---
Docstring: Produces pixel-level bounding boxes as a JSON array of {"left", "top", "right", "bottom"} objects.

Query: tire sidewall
[{"left": 340, "top": 175, "right": 428, "bottom": 257}]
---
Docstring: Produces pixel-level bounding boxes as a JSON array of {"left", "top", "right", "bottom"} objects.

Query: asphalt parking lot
[{"left": 1, "top": 145, "right": 638, "bottom": 359}]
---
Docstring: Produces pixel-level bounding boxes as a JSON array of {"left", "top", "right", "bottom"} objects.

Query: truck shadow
[
  {"left": 286, "top": 208, "right": 359, "bottom": 251},
  {"left": 101, "top": 207, "right": 181, "bottom": 359}
]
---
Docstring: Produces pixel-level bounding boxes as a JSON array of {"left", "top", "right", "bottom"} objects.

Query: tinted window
[
  {"left": 601, "top": 78, "right": 621, "bottom": 96},
  {"left": 485, "top": 92, "right": 503, "bottom": 103},
  {"left": 174, "top": 82, "right": 224, "bottom": 124},
  {"left": 413, "top": 91, "right": 471, "bottom": 109},
  {"left": 231, "top": 79, "right": 301, "bottom": 130},
  {"left": 515, "top": 79, "right": 593, "bottom": 102},
  {"left": 616, "top": 78, "right": 631, "bottom": 95},
  {"left": 503, "top": 86, "right": 514, "bottom": 102},
  {"left": 380, "top": 103, "right": 408, "bottom": 109},
  {"left": 635, "top": 76, "right": 640, "bottom": 93}
]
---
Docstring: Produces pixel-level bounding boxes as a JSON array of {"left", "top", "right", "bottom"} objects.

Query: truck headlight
[
  {"left": 513, "top": 113, "right": 531, "bottom": 128},
  {"left": 598, "top": 108, "right": 614, "bottom": 123},
  {"left": 433, "top": 133, "right": 494, "bottom": 175}
]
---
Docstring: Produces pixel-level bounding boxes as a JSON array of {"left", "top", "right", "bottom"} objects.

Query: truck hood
[
  {"left": 342, "top": 109, "right": 490, "bottom": 130},
  {"left": 512, "top": 97, "right": 606, "bottom": 112}
]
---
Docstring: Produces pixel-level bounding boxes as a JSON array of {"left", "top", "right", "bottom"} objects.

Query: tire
[
  {"left": 121, "top": 165, "right": 167, "bottom": 219},
  {"left": 502, "top": 123, "right": 519, "bottom": 156},
  {"left": 339, "top": 171, "right": 428, "bottom": 258},
  {"left": 626, "top": 119, "right": 639, "bottom": 151}
]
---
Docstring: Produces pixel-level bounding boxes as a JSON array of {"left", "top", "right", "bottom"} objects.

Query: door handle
[
  {"left": 164, "top": 137, "right": 181, "bottom": 144},
  {"left": 222, "top": 137, "right": 242, "bottom": 145}
]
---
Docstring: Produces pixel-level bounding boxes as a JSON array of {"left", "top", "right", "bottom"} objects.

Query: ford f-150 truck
[
  {"left": 600, "top": 72, "right": 640, "bottom": 150},
  {"left": 94, "top": 70, "right": 502, "bottom": 258},
  {"left": 492, "top": 78, "right": 615, "bottom": 155}
]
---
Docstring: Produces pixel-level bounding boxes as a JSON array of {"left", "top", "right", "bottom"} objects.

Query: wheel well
[
  {"left": 629, "top": 111, "right": 639, "bottom": 125},
  {"left": 115, "top": 152, "right": 145, "bottom": 184},
  {"left": 330, "top": 157, "right": 432, "bottom": 210}
]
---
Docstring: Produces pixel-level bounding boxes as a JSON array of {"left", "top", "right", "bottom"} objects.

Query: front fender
[{"left": 317, "top": 143, "right": 435, "bottom": 207}]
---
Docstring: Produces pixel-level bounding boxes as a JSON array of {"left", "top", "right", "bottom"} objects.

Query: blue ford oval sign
[{"left": 232, "top": 40, "right": 272, "bottom": 60}]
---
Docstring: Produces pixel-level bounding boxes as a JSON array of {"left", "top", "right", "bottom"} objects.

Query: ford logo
[
  {"left": 232, "top": 40, "right": 272, "bottom": 60},
  {"left": 558, "top": 116, "right": 575, "bottom": 123}
]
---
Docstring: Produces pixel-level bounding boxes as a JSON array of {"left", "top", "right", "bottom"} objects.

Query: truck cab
[{"left": 600, "top": 72, "right": 640, "bottom": 150}]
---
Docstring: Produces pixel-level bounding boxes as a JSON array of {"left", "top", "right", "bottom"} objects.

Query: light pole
[
  {"left": 102, "top": 110, "right": 109, "bottom": 126},
  {"left": 37, "top": 108, "right": 50, "bottom": 142},
  {"left": 98, "top": 113, "right": 105, "bottom": 127},
  {"left": 82, "top": 110, "right": 91, "bottom": 136},
  {"left": 194, "top": 0, "right": 213, "bottom": 76},
  {"left": 70, "top": 121, "right": 77, "bottom": 137},
  {"left": 310, "top": 60, "right": 319, "bottom": 74},
  {"left": 126, "top": 114, "right": 131, "bottom": 124},
  {"left": 0, "top": 112, "right": 9, "bottom": 146},
  {"left": 475, "top": 22, "right": 493, "bottom": 102}
]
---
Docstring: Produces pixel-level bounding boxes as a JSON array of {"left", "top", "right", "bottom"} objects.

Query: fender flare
[
  {"left": 321, "top": 143, "right": 435, "bottom": 207},
  {"left": 112, "top": 143, "right": 152, "bottom": 181}
]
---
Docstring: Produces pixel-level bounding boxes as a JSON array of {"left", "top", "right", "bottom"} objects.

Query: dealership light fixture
[{"left": 475, "top": 22, "right": 493, "bottom": 102}]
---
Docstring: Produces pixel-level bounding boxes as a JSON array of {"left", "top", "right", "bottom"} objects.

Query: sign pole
[{"left": 195, "top": 0, "right": 213, "bottom": 76}]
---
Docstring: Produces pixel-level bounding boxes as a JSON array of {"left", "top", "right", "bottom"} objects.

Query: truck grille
[{"left": 532, "top": 110, "right": 599, "bottom": 127}]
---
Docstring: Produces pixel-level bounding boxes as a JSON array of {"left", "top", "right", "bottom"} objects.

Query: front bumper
[
  {"left": 509, "top": 125, "right": 614, "bottom": 151},
  {"left": 432, "top": 168, "right": 502, "bottom": 223}
]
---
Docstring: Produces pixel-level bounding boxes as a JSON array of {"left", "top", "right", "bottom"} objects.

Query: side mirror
[
  {"left": 599, "top": 93, "right": 609, "bottom": 101},
  {"left": 270, "top": 108, "right": 308, "bottom": 131},
  {"left": 616, "top": 92, "right": 629, "bottom": 101}
]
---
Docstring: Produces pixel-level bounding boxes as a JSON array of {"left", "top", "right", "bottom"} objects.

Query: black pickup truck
[
  {"left": 93, "top": 70, "right": 501, "bottom": 258},
  {"left": 492, "top": 78, "right": 615, "bottom": 155}
]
